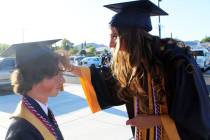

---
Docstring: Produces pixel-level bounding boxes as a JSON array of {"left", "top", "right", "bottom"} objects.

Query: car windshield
[
  {"left": 192, "top": 50, "right": 204, "bottom": 56},
  {"left": 75, "top": 57, "right": 85, "bottom": 61},
  {"left": 0, "top": 57, "right": 4, "bottom": 62}
]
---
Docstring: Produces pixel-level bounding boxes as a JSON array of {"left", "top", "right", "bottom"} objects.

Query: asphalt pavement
[
  {"left": 1, "top": 70, "right": 210, "bottom": 140},
  {"left": 0, "top": 83, "right": 133, "bottom": 140}
]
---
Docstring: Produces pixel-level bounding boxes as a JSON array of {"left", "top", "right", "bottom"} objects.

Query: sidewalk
[{"left": 0, "top": 83, "right": 133, "bottom": 140}]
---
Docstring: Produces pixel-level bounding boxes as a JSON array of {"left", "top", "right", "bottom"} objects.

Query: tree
[
  {"left": 69, "top": 47, "right": 79, "bottom": 55},
  {"left": 61, "top": 38, "right": 74, "bottom": 50},
  {"left": 201, "top": 36, "right": 210, "bottom": 43},
  {"left": 0, "top": 43, "right": 9, "bottom": 54},
  {"left": 86, "top": 46, "right": 96, "bottom": 56},
  {"left": 79, "top": 50, "right": 87, "bottom": 56}
]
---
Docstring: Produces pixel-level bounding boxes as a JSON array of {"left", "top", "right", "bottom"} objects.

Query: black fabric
[
  {"left": 125, "top": 102, "right": 135, "bottom": 136},
  {"left": 90, "top": 66, "right": 135, "bottom": 136},
  {"left": 90, "top": 66, "right": 125, "bottom": 109},
  {"left": 5, "top": 117, "right": 44, "bottom": 140},
  {"left": 5, "top": 96, "right": 64, "bottom": 140},
  {"left": 48, "top": 109, "right": 64, "bottom": 140},
  {"left": 162, "top": 44, "right": 210, "bottom": 140}
]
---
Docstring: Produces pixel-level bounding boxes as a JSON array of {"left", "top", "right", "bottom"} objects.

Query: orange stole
[
  {"left": 134, "top": 73, "right": 180, "bottom": 140},
  {"left": 79, "top": 67, "right": 101, "bottom": 113},
  {"left": 12, "top": 101, "right": 56, "bottom": 140}
]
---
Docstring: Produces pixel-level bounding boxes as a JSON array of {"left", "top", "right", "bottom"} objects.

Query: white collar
[{"left": 34, "top": 99, "right": 48, "bottom": 116}]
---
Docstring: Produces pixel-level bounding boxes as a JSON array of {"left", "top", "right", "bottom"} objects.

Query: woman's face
[
  {"left": 109, "top": 27, "right": 119, "bottom": 48},
  {"left": 109, "top": 27, "right": 126, "bottom": 51}
]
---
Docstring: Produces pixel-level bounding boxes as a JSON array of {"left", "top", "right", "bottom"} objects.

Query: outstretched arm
[{"left": 66, "top": 64, "right": 82, "bottom": 77}]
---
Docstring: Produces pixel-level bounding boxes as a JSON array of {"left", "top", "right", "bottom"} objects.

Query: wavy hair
[{"left": 111, "top": 27, "right": 164, "bottom": 101}]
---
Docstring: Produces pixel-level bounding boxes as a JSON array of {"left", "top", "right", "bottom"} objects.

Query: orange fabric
[
  {"left": 60, "top": 84, "right": 64, "bottom": 91},
  {"left": 149, "top": 127, "right": 155, "bottom": 140},
  {"left": 147, "top": 73, "right": 154, "bottom": 114},
  {"left": 161, "top": 115, "right": 181, "bottom": 140},
  {"left": 79, "top": 67, "right": 101, "bottom": 113}
]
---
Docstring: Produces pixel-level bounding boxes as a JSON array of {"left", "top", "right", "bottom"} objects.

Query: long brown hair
[{"left": 112, "top": 27, "right": 163, "bottom": 100}]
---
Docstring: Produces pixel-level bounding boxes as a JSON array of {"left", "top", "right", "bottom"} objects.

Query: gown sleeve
[
  {"left": 79, "top": 66, "right": 126, "bottom": 113},
  {"left": 163, "top": 46, "right": 210, "bottom": 139}
]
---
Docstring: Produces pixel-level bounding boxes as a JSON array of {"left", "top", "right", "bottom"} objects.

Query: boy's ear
[{"left": 60, "top": 84, "right": 64, "bottom": 91}]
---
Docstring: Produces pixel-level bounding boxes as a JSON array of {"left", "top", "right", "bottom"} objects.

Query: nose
[{"left": 109, "top": 39, "right": 116, "bottom": 48}]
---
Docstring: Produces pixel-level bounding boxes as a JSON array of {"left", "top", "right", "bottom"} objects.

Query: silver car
[{"left": 0, "top": 57, "right": 16, "bottom": 91}]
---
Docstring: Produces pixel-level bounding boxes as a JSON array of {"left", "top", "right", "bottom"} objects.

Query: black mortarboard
[
  {"left": 16, "top": 45, "right": 53, "bottom": 68},
  {"left": 104, "top": 0, "right": 168, "bottom": 31}
]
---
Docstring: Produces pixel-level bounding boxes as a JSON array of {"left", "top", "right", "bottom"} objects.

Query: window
[
  {"left": 192, "top": 51, "right": 204, "bottom": 56},
  {"left": 0, "top": 58, "right": 15, "bottom": 70}
]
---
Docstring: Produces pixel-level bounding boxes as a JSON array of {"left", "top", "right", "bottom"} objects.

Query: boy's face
[{"left": 39, "top": 71, "right": 65, "bottom": 97}]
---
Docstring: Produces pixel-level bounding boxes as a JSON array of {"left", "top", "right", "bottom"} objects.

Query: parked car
[
  {"left": 69, "top": 56, "right": 85, "bottom": 66},
  {"left": 191, "top": 48, "right": 210, "bottom": 71},
  {"left": 80, "top": 56, "right": 101, "bottom": 67},
  {"left": 0, "top": 57, "right": 16, "bottom": 91}
]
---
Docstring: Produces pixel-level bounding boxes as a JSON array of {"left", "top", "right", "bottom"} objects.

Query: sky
[{"left": 0, "top": 0, "right": 210, "bottom": 46}]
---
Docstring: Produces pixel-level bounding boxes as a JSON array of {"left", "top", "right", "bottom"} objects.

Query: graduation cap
[
  {"left": 16, "top": 45, "right": 54, "bottom": 68},
  {"left": 0, "top": 39, "right": 61, "bottom": 57},
  {"left": 104, "top": 0, "right": 168, "bottom": 31}
]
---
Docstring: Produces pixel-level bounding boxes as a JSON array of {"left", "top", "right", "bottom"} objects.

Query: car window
[
  {"left": 192, "top": 50, "right": 204, "bottom": 56},
  {"left": 0, "top": 59, "right": 15, "bottom": 70}
]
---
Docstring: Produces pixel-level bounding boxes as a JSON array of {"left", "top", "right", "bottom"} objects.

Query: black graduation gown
[
  {"left": 89, "top": 66, "right": 135, "bottom": 135},
  {"left": 5, "top": 117, "right": 44, "bottom": 140},
  {"left": 80, "top": 45, "right": 210, "bottom": 139},
  {"left": 162, "top": 45, "right": 210, "bottom": 140},
  {"left": 5, "top": 96, "right": 64, "bottom": 140}
]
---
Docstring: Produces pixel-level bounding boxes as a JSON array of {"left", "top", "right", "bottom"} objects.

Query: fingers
[{"left": 126, "top": 118, "right": 138, "bottom": 126}]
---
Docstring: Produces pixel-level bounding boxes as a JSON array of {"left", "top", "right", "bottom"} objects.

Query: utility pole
[
  {"left": 158, "top": 0, "right": 161, "bottom": 38},
  {"left": 22, "top": 28, "right": 25, "bottom": 43}
]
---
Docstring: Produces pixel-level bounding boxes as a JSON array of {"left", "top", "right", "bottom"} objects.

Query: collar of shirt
[{"left": 34, "top": 99, "right": 48, "bottom": 116}]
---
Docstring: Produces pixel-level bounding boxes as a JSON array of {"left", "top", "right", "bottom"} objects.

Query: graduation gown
[
  {"left": 5, "top": 96, "right": 64, "bottom": 140},
  {"left": 162, "top": 45, "right": 210, "bottom": 140},
  {"left": 79, "top": 45, "right": 210, "bottom": 139}
]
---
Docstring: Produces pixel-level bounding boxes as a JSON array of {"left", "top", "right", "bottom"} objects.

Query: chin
[{"left": 50, "top": 90, "right": 60, "bottom": 97}]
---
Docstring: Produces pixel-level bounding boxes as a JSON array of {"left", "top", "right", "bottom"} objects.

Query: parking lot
[
  {"left": 0, "top": 81, "right": 133, "bottom": 140},
  {"left": 1, "top": 69, "right": 210, "bottom": 139}
]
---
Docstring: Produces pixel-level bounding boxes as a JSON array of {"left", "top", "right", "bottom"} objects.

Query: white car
[
  {"left": 69, "top": 56, "right": 85, "bottom": 66},
  {"left": 191, "top": 48, "right": 210, "bottom": 71},
  {"left": 0, "top": 57, "right": 16, "bottom": 91},
  {"left": 80, "top": 56, "right": 101, "bottom": 67}
]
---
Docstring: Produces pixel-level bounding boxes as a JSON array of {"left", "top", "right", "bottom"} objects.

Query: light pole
[
  {"left": 158, "top": 0, "right": 161, "bottom": 38},
  {"left": 22, "top": 28, "right": 25, "bottom": 43}
]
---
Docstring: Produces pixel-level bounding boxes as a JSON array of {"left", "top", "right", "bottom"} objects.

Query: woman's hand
[
  {"left": 126, "top": 114, "right": 162, "bottom": 129},
  {"left": 66, "top": 64, "right": 82, "bottom": 77}
]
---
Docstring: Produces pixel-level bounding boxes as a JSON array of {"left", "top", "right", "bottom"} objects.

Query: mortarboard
[
  {"left": 104, "top": 0, "right": 168, "bottom": 32},
  {"left": 16, "top": 45, "right": 54, "bottom": 68}
]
